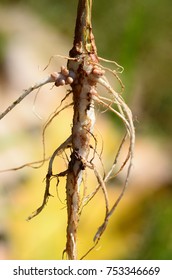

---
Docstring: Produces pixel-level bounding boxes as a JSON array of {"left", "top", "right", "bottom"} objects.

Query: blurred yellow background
[{"left": 0, "top": 0, "right": 172, "bottom": 260}]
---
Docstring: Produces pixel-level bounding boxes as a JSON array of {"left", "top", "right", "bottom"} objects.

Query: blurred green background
[{"left": 0, "top": 0, "right": 171, "bottom": 259}]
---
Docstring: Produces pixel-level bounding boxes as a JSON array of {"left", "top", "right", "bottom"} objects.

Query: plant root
[
  {"left": 0, "top": 1, "right": 135, "bottom": 259},
  {"left": 27, "top": 135, "right": 72, "bottom": 220},
  {"left": 0, "top": 56, "right": 135, "bottom": 258}
]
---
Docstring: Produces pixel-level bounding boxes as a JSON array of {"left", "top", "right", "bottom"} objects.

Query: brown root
[{"left": 27, "top": 136, "right": 72, "bottom": 220}]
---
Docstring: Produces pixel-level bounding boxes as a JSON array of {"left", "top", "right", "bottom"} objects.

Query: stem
[
  {"left": 69, "top": 0, "right": 97, "bottom": 57},
  {"left": 65, "top": 0, "right": 98, "bottom": 259}
]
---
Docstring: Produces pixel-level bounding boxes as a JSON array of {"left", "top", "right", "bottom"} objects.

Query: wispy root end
[{"left": 78, "top": 64, "right": 135, "bottom": 259}]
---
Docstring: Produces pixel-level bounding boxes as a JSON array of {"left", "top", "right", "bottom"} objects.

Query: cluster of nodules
[
  {"left": 50, "top": 65, "right": 105, "bottom": 87},
  {"left": 50, "top": 66, "right": 76, "bottom": 87},
  {"left": 92, "top": 66, "right": 105, "bottom": 77}
]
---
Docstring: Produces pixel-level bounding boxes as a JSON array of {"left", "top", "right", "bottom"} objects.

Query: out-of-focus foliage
[
  {"left": 0, "top": 0, "right": 171, "bottom": 260},
  {"left": 134, "top": 187, "right": 172, "bottom": 260}
]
